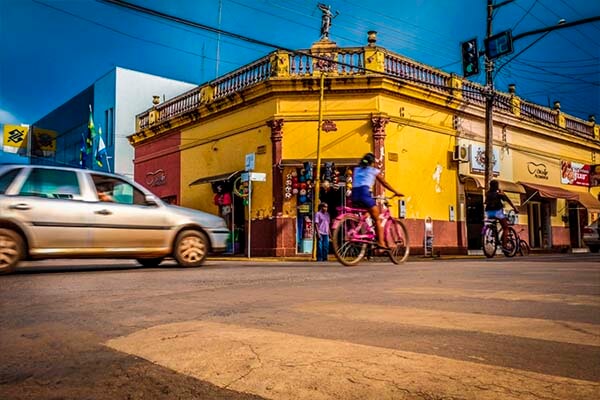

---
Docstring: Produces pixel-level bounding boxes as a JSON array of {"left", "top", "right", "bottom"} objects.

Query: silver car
[{"left": 0, "top": 164, "right": 229, "bottom": 274}]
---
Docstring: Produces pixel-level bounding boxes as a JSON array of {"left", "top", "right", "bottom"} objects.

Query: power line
[
  {"left": 511, "top": 0, "right": 538, "bottom": 32},
  {"left": 31, "top": 0, "right": 245, "bottom": 70},
  {"left": 536, "top": 0, "right": 600, "bottom": 48},
  {"left": 512, "top": 1, "right": 598, "bottom": 58}
]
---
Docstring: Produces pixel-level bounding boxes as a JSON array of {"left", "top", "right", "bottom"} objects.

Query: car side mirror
[{"left": 145, "top": 195, "right": 159, "bottom": 206}]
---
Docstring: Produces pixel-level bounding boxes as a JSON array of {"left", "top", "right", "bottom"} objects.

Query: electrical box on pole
[
  {"left": 461, "top": 38, "right": 480, "bottom": 77},
  {"left": 484, "top": 30, "right": 513, "bottom": 60}
]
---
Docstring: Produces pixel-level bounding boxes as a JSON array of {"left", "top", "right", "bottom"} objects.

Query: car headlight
[{"left": 214, "top": 218, "right": 228, "bottom": 230}]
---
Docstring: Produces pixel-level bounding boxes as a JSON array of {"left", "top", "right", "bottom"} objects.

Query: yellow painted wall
[
  {"left": 179, "top": 100, "right": 276, "bottom": 216},
  {"left": 387, "top": 122, "right": 457, "bottom": 220}
]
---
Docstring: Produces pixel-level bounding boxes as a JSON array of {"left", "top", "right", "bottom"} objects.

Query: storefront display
[{"left": 283, "top": 161, "right": 355, "bottom": 254}]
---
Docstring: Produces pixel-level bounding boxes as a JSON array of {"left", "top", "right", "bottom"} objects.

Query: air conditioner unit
[{"left": 453, "top": 144, "right": 469, "bottom": 162}]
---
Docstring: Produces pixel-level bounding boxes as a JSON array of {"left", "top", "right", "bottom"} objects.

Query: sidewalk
[{"left": 209, "top": 253, "right": 485, "bottom": 263}]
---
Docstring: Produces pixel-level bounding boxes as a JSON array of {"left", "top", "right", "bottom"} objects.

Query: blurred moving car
[
  {"left": 0, "top": 164, "right": 229, "bottom": 274},
  {"left": 582, "top": 219, "right": 599, "bottom": 253}
]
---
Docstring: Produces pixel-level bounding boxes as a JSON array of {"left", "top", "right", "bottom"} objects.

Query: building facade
[
  {"left": 29, "top": 67, "right": 196, "bottom": 177},
  {"left": 129, "top": 35, "right": 600, "bottom": 257}
]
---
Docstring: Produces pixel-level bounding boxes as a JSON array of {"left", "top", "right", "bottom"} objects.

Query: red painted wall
[{"left": 133, "top": 131, "right": 181, "bottom": 203}]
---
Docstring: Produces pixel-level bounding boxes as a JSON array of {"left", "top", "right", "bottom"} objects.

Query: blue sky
[{"left": 1, "top": 0, "right": 599, "bottom": 125}]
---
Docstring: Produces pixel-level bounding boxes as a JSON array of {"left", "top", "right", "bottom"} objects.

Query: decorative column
[
  {"left": 267, "top": 118, "right": 285, "bottom": 216},
  {"left": 371, "top": 115, "right": 389, "bottom": 196}
]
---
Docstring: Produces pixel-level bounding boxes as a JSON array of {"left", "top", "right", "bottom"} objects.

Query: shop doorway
[
  {"left": 568, "top": 202, "right": 586, "bottom": 248},
  {"left": 212, "top": 179, "right": 245, "bottom": 255},
  {"left": 465, "top": 192, "right": 484, "bottom": 250},
  {"left": 527, "top": 201, "right": 551, "bottom": 249}
]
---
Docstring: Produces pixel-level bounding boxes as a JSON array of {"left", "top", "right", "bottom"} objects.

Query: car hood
[{"left": 166, "top": 204, "right": 227, "bottom": 229}]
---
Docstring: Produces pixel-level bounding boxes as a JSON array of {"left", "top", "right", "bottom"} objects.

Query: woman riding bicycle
[
  {"left": 484, "top": 179, "right": 517, "bottom": 248},
  {"left": 351, "top": 153, "right": 403, "bottom": 249}
]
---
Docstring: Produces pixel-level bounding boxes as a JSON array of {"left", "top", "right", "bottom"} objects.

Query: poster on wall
[
  {"left": 560, "top": 160, "right": 590, "bottom": 187},
  {"left": 469, "top": 145, "right": 500, "bottom": 175}
]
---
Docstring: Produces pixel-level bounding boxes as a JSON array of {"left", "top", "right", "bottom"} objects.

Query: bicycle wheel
[
  {"left": 385, "top": 218, "right": 410, "bottom": 264},
  {"left": 482, "top": 225, "right": 497, "bottom": 258},
  {"left": 519, "top": 239, "right": 530, "bottom": 256},
  {"left": 500, "top": 226, "right": 518, "bottom": 257},
  {"left": 332, "top": 214, "right": 367, "bottom": 266}
]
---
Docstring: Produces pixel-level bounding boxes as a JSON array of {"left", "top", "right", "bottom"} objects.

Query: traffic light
[{"left": 461, "top": 38, "right": 479, "bottom": 77}]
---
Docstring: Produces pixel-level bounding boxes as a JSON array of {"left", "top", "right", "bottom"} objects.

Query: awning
[
  {"left": 189, "top": 170, "right": 242, "bottom": 187},
  {"left": 280, "top": 158, "right": 361, "bottom": 167},
  {"left": 460, "top": 175, "right": 525, "bottom": 193},
  {"left": 577, "top": 192, "right": 600, "bottom": 212},
  {"left": 519, "top": 182, "right": 579, "bottom": 201}
]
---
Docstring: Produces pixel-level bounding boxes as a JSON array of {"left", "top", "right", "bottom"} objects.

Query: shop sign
[
  {"left": 561, "top": 160, "right": 590, "bottom": 187},
  {"left": 469, "top": 145, "right": 500, "bottom": 175},
  {"left": 526, "top": 162, "right": 549, "bottom": 180},
  {"left": 146, "top": 169, "right": 166, "bottom": 187},
  {"left": 298, "top": 204, "right": 311, "bottom": 213},
  {"left": 249, "top": 172, "right": 266, "bottom": 182}
]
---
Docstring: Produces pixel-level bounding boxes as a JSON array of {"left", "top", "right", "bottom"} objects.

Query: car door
[
  {"left": 9, "top": 167, "right": 93, "bottom": 253},
  {"left": 88, "top": 174, "right": 170, "bottom": 251}
]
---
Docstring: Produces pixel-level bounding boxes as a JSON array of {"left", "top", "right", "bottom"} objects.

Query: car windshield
[{"left": 0, "top": 168, "right": 21, "bottom": 194}]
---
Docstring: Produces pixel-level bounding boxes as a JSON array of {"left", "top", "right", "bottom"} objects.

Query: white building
[{"left": 31, "top": 67, "right": 196, "bottom": 178}]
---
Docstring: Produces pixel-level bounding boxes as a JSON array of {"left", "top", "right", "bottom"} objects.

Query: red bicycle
[{"left": 332, "top": 195, "right": 409, "bottom": 266}]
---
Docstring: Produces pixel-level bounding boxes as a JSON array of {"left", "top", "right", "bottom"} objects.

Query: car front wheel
[
  {"left": 0, "top": 228, "right": 24, "bottom": 274},
  {"left": 174, "top": 230, "right": 208, "bottom": 267}
]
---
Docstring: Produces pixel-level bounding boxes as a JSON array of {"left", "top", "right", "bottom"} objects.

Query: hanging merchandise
[
  {"left": 303, "top": 161, "right": 313, "bottom": 180},
  {"left": 323, "top": 162, "right": 334, "bottom": 182},
  {"left": 303, "top": 216, "right": 313, "bottom": 239},
  {"left": 299, "top": 188, "right": 307, "bottom": 204},
  {"left": 345, "top": 168, "right": 353, "bottom": 197},
  {"left": 284, "top": 173, "right": 293, "bottom": 201},
  {"left": 332, "top": 165, "right": 340, "bottom": 186}
]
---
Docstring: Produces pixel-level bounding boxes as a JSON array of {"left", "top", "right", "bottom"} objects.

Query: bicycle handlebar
[{"left": 374, "top": 193, "right": 404, "bottom": 200}]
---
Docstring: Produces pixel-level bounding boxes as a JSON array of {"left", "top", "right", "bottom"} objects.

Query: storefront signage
[
  {"left": 526, "top": 162, "right": 548, "bottom": 180},
  {"left": 469, "top": 145, "right": 500, "bottom": 175},
  {"left": 146, "top": 169, "right": 166, "bottom": 187},
  {"left": 249, "top": 172, "right": 266, "bottom": 182},
  {"left": 561, "top": 160, "right": 590, "bottom": 187}
]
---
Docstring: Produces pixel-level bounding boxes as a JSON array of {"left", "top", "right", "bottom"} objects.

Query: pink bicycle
[{"left": 332, "top": 195, "right": 409, "bottom": 266}]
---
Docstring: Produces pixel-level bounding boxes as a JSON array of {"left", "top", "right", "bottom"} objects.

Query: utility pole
[{"left": 484, "top": 0, "right": 494, "bottom": 192}]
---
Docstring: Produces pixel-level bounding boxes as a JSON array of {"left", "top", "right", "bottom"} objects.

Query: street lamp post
[{"left": 312, "top": 72, "right": 326, "bottom": 260}]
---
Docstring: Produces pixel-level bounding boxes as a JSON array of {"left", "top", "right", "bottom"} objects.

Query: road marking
[
  {"left": 294, "top": 302, "right": 600, "bottom": 347},
  {"left": 387, "top": 287, "right": 600, "bottom": 306},
  {"left": 106, "top": 321, "right": 600, "bottom": 400}
]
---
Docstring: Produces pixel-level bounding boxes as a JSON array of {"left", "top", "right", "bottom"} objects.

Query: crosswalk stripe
[
  {"left": 106, "top": 321, "right": 600, "bottom": 400},
  {"left": 294, "top": 302, "right": 600, "bottom": 347}
]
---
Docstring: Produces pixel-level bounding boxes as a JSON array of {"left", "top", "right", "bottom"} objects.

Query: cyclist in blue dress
[
  {"left": 351, "top": 153, "right": 403, "bottom": 249},
  {"left": 485, "top": 179, "right": 517, "bottom": 248}
]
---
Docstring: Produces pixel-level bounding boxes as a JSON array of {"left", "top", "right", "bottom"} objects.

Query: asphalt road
[{"left": 1, "top": 254, "right": 599, "bottom": 400}]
